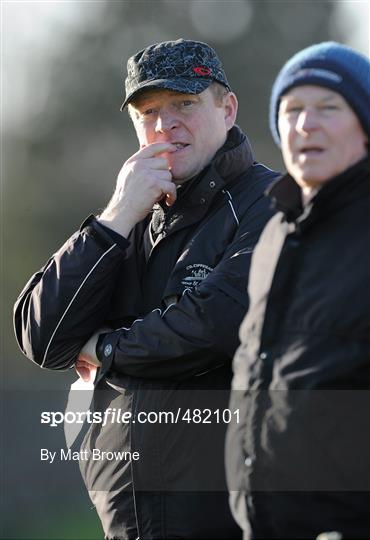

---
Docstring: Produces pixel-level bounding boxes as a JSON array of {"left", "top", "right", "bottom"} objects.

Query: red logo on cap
[{"left": 193, "top": 66, "right": 211, "bottom": 76}]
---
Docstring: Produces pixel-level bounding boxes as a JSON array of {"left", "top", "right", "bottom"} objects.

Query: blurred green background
[{"left": 2, "top": 1, "right": 369, "bottom": 538}]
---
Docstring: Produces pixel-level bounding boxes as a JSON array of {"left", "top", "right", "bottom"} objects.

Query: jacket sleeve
[
  {"left": 13, "top": 216, "right": 129, "bottom": 370},
  {"left": 97, "top": 195, "right": 275, "bottom": 381}
]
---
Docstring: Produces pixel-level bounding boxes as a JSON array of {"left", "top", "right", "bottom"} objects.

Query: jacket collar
[
  {"left": 212, "top": 124, "right": 255, "bottom": 185},
  {"left": 267, "top": 155, "right": 370, "bottom": 223},
  {"left": 151, "top": 125, "right": 255, "bottom": 233}
]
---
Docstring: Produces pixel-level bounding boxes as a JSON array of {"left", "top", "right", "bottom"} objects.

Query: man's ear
[{"left": 224, "top": 92, "right": 238, "bottom": 130}]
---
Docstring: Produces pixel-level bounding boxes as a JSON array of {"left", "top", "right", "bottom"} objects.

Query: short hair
[{"left": 209, "top": 81, "right": 229, "bottom": 106}]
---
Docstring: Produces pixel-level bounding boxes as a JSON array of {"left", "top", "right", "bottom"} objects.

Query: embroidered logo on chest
[{"left": 181, "top": 263, "right": 214, "bottom": 290}]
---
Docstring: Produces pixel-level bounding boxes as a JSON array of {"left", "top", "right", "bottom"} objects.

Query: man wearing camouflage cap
[{"left": 14, "top": 39, "right": 277, "bottom": 539}]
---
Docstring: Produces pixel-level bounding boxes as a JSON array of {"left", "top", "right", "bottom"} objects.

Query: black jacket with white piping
[{"left": 14, "top": 126, "right": 278, "bottom": 539}]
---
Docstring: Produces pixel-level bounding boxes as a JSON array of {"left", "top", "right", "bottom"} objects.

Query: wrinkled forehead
[{"left": 281, "top": 84, "right": 344, "bottom": 103}]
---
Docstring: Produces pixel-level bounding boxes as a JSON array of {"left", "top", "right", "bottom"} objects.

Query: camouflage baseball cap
[{"left": 120, "top": 38, "right": 231, "bottom": 110}]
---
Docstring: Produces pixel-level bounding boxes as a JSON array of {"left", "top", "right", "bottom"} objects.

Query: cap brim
[{"left": 120, "top": 77, "right": 212, "bottom": 111}]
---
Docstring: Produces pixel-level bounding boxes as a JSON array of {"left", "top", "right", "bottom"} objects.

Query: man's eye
[
  {"left": 320, "top": 105, "right": 339, "bottom": 111},
  {"left": 139, "top": 107, "right": 159, "bottom": 117},
  {"left": 180, "top": 100, "right": 194, "bottom": 108},
  {"left": 286, "top": 106, "right": 303, "bottom": 114}
]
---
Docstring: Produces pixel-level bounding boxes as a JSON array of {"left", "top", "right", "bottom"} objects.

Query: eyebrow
[
  {"left": 282, "top": 91, "right": 340, "bottom": 104},
  {"left": 132, "top": 92, "right": 201, "bottom": 111},
  {"left": 320, "top": 94, "right": 340, "bottom": 102}
]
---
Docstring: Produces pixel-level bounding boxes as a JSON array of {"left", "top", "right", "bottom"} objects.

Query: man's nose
[
  {"left": 296, "top": 109, "right": 319, "bottom": 134},
  {"left": 155, "top": 110, "right": 179, "bottom": 133}
]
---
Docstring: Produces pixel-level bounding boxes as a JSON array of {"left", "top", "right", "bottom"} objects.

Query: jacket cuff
[
  {"left": 80, "top": 215, "right": 130, "bottom": 253},
  {"left": 95, "top": 331, "right": 120, "bottom": 385},
  {"left": 97, "top": 222, "right": 130, "bottom": 252}
]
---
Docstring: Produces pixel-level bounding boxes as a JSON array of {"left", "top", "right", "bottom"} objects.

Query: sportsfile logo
[
  {"left": 41, "top": 408, "right": 132, "bottom": 428},
  {"left": 41, "top": 407, "right": 240, "bottom": 427}
]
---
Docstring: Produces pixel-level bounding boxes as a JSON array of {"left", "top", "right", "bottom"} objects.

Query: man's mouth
[
  {"left": 298, "top": 146, "right": 325, "bottom": 156},
  {"left": 172, "top": 142, "right": 190, "bottom": 152}
]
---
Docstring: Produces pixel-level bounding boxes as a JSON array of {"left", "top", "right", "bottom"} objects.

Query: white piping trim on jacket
[
  {"left": 161, "top": 302, "right": 177, "bottom": 317},
  {"left": 255, "top": 162, "right": 276, "bottom": 173},
  {"left": 119, "top": 317, "right": 144, "bottom": 331},
  {"left": 115, "top": 301, "right": 178, "bottom": 334},
  {"left": 195, "top": 362, "right": 224, "bottom": 377},
  {"left": 41, "top": 244, "right": 117, "bottom": 368},
  {"left": 115, "top": 311, "right": 158, "bottom": 332},
  {"left": 223, "top": 190, "right": 240, "bottom": 227},
  {"left": 182, "top": 288, "right": 192, "bottom": 296}
]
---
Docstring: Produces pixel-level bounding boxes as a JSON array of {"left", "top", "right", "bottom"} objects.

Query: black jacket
[
  {"left": 227, "top": 157, "right": 370, "bottom": 539},
  {"left": 14, "top": 126, "right": 278, "bottom": 540}
]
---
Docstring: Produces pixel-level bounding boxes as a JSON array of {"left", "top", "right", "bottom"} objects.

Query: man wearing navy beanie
[
  {"left": 227, "top": 41, "right": 370, "bottom": 539},
  {"left": 269, "top": 41, "right": 370, "bottom": 146}
]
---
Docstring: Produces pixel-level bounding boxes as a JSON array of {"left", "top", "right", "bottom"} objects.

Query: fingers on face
[
  {"left": 151, "top": 178, "right": 176, "bottom": 203},
  {"left": 165, "top": 191, "right": 177, "bottom": 207},
  {"left": 146, "top": 156, "right": 171, "bottom": 170},
  {"left": 160, "top": 180, "right": 177, "bottom": 201},
  {"left": 136, "top": 142, "right": 176, "bottom": 159},
  {"left": 154, "top": 169, "right": 173, "bottom": 182}
]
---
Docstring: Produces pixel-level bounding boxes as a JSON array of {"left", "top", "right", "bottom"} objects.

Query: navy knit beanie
[{"left": 269, "top": 41, "right": 370, "bottom": 146}]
